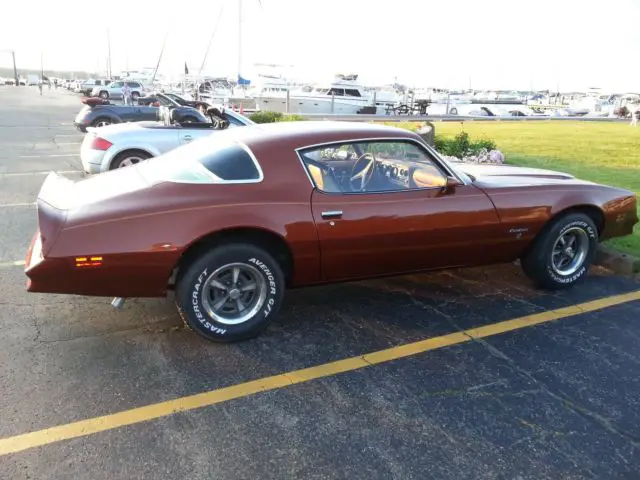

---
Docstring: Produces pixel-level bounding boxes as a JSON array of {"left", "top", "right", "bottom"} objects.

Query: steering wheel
[{"left": 350, "top": 153, "right": 376, "bottom": 192}]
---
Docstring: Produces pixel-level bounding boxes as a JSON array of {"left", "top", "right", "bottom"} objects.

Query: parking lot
[{"left": 0, "top": 86, "right": 639, "bottom": 479}]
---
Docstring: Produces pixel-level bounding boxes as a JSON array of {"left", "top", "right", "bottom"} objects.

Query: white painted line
[
  {"left": 55, "top": 134, "right": 83, "bottom": 137},
  {"left": 0, "top": 170, "right": 79, "bottom": 178},
  {"left": 0, "top": 202, "right": 35, "bottom": 208},
  {"left": 55, "top": 142, "right": 81, "bottom": 146},
  {"left": 0, "top": 260, "right": 25, "bottom": 269},
  {"left": 19, "top": 154, "right": 78, "bottom": 159}
]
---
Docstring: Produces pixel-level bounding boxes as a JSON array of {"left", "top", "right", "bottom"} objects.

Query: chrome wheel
[
  {"left": 95, "top": 120, "right": 110, "bottom": 127},
  {"left": 117, "top": 156, "right": 143, "bottom": 168},
  {"left": 551, "top": 227, "right": 589, "bottom": 276},
  {"left": 201, "top": 263, "right": 268, "bottom": 325}
]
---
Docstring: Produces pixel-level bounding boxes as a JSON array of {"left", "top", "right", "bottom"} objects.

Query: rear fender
[
  {"left": 36, "top": 173, "right": 71, "bottom": 256},
  {"left": 105, "top": 142, "right": 162, "bottom": 166}
]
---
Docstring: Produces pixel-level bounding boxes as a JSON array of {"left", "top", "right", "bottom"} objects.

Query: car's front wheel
[
  {"left": 521, "top": 212, "right": 598, "bottom": 289},
  {"left": 175, "top": 244, "right": 285, "bottom": 342},
  {"left": 99, "top": 91, "right": 109, "bottom": 99}
]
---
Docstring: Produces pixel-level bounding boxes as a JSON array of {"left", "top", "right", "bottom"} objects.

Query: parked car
[
  {"left": 73, "top": 98, "right": 206, "bottom": 132},
  {"left": 91, "top": 80, "right": 145, "bottom": 100},
  {"left": 137, "top": 92, "right": 209, "bottom": 111},
  {"left": 80, "top": 106, "right": 254, "bottom": 173},
  {"left": 79, "top": 79, "right": 111, "bottom": 96},
  {"left": 24, "top": 122, "right": 638, "bottom": 342}
]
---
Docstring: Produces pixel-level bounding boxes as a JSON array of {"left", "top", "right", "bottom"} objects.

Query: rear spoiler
[{"left": 36, "top": 172, "right": 74, "bottom": 256}]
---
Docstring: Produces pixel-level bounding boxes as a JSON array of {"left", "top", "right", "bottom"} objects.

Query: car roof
[{"left": 202, "top": 120, "right": 420, "bottom": 151}]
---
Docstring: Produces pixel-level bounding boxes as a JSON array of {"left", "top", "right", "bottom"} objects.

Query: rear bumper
[
  {"left": 25, "top": 248, "right": 178, "bottom": 298},
  {"left": 74, "top": 121, "right": 88, "bottom": 132},
  {"left": 80, "top": 145, "right": 107, "bottom": 174}
]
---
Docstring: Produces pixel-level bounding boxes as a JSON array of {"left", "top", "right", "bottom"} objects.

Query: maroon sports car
[{"left": 25, "top": 121, "right": 638, "bottom": 342}]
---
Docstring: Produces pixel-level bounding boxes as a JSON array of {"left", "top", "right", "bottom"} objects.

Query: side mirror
[{"left": 443, "top": 176, "right": 463, "bottom": 194}]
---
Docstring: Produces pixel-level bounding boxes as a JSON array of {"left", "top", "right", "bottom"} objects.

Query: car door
[
  {"left": 110, "top": 81, "right": 124, "bottom": 99},
  {"left": 300, "top": 139, "right": 502, "bottom": 282},
  {"left": 178, "top": 127, "right": 213, "bottom": 146}
]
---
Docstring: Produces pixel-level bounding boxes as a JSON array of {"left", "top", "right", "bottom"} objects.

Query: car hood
[{"left": 457, "top": 163, "right": 595, "bottom": 188}]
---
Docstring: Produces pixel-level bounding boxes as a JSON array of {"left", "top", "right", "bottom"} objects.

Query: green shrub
[
  {"left": 248, "top": 111, "right": 306, "bottom": 123},
  {"left": 249, "top": 111, "right": 284, "bottom": 123},
  {"left": 280, "top": 114, "right": 305, "bottom": 122},
  {"left": 434, "top": 131, "right": 497, "bottom": 158}
]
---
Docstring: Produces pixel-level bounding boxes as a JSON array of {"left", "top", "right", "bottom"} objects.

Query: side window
[
  {"left": 112, "top": 81, "right": 123, "bottom": 88},
  {"left": 95, "top": 80, "right": 102, "bottom": 86},
  {"left": 299, "top": 140, "right": 448, "bottom": 194}
]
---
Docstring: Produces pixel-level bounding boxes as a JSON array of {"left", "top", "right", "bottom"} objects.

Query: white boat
[{"left": 253, "top": 74, "right": 379, "bottom": 114}]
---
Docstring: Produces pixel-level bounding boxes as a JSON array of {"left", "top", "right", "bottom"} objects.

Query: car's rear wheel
[
  {"left": 110, "top": 150, "right": 152, "bottom": 169},
  {"left": 99, "top": 91, "right": 109, "bottom": 99},
  {"left": 521, "top": 212, "right": 598, "bottom": 289},
  {"left": 175, "top": 244, "right": 285, "bottom": 342}
]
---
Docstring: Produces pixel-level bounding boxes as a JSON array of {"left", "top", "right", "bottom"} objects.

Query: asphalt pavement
[{"left": 0, "top": 85, "right": 639, "bottom": 479}]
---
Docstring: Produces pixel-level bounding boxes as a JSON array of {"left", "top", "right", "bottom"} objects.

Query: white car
[{"left": 80, "top": 107, "right": 254, "bottom": 174}]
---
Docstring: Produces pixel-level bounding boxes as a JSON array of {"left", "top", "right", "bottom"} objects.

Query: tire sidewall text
[
  {"left": 186, "top": 254, "right": 280, "bottom": 339},
  {"left": 545, "top": 219, "right": 596, "bottom": 285}
]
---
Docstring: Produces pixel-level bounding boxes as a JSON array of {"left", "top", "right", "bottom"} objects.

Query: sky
[{"left": 1, "top": 0, "right": 639, "bottom": 92}]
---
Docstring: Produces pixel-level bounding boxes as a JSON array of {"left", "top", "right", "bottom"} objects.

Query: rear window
[{"left": 139, "top": 138, "right": 263, "bottom": 184}]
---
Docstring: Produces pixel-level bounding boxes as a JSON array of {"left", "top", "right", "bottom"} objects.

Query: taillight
[
  {"left": 75, "top": 256, "right": 104, "bottom": 268},
  {"left": 90, "top": 136, "right": 112, "bottom": 151}
]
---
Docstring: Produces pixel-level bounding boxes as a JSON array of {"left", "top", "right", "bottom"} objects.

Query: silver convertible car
[{"left": 80, "top": 107, "right": 254, "bottom": 173}]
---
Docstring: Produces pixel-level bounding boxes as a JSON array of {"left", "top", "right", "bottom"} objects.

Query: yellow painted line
[{"left": 0, "top": 289, "right": 639, "bottom": 456}]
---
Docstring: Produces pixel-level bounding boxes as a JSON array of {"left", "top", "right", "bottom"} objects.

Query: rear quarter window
[
  {"left": 199, "top": 143, "right": 260, "bottom": 181},
  {"left": 140, "top": 139, "right": 263, "bottom": 184}
]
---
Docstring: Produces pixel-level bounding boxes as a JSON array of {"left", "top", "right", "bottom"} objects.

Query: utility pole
[
  {"left": 1, "top": 49, "right": 20, "bottom": 85},
  {"left": 11, "top": 51, "right": 18, "bottom": 86}
]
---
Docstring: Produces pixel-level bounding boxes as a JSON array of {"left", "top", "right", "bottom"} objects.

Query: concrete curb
[{"left": 595, "top": 244, "right": 640, "bottom": 275}]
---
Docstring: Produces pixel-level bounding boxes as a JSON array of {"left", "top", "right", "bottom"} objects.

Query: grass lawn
[{"left": 388, "top": 121, "right": 640, "bottom": 257}]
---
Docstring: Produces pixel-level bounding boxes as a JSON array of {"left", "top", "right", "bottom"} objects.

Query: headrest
[
  {"left": 158, "top": 106, "right": 172, "bottom": 125},
  {"left": 410, "top": 165, "right": 447, "bottom": 189}
]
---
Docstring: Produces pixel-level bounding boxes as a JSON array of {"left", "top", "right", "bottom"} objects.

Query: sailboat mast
[
  {"left": 106, "top": 28, "right": 112, "bottom": 78},
  {"left": 151, "top": 29, "right": 169, "bottom": 85},
  {"left": 237, "top": 0, "right": 242, "bottom": 80}
]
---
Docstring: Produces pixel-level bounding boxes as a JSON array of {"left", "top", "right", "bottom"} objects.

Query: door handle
[
  {"left": 321, "top": 210, "right": 343, "bottom": 219},
  {"left": 183, "top": 135, "right": 193, "bottom": 142}
]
